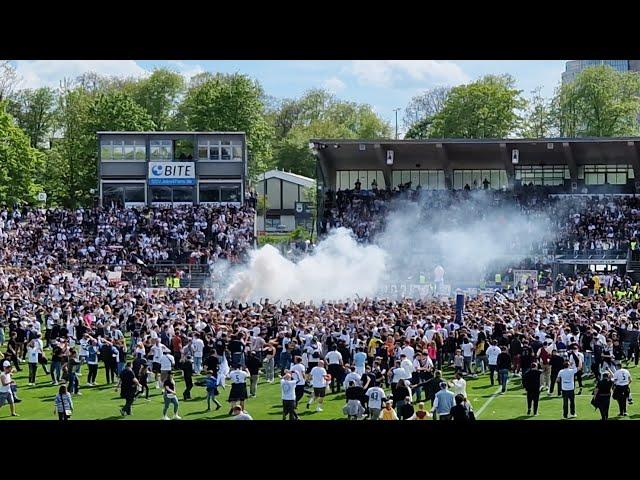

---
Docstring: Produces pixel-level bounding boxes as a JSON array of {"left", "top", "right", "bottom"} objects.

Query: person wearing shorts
[
  {"left": 307, "top": 360, "right": 328, "bottom": 412},
  {"left": 0, "top": 361, "right": 18, "bottom": 417},
  {"left": 227, "top": 365, "right": 249, "bottom": 414}
]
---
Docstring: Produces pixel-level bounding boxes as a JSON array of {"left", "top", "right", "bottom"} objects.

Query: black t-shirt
[
  {"left": 205, "top": 355, "right": 219, "bottom": 373},
  {"left": 345, "top": 385, "right": 365, "bottom": 401},
  {"left": 450, "top": 404, "right": 473, "bottom": 421},
  {"left": 228, "top": 339, "right": 244, "bottom": 354},
  {"left": 163, "top": 378, "right": 176, "bottom": 394},
  {"left": 245, "top": 355, "right": 261, "bottom": 375},
  {"left": 120, "top": 368, "right": 136, "bottom": 393},
  {"left": 361, "top": 372, "right": 376, "bottom": 388},
  {"left": 497, "top": 352, "right": 511, "bottom": 370},
  {"left": 214, "top": 339, "right": 226, "bottom": 356},
  {"left": 51, "top": 346, "right": 63, "bottom": 363},
  {"left": 596, "top": 379, "right": 613, "bottom": 396},
  {"left": 522, "top": 368, "right": 542, "bottom": 391}
]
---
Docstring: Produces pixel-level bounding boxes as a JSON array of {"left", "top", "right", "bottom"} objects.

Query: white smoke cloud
[
  {"left": 225, "top": 191, "right": 555, "bottom": 302},
  {"left": 227, "top": 228, "right": 387, "bottom": 303}
]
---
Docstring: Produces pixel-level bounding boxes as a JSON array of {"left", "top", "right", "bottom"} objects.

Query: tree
[
  {"left": 269, "top": 89, "right": 391, "bottom": 177},
  {"left": 404, "top": 116, "right": 434, "bottom": 139},
  {"left": 0, "top": 61, "right": 20, "bottom": 102},
  {"left": 48, "top": 88, "right": 156, "bottom": 207},
  {"left": 553, "top": 65, "right": 640, "bottom": 137},
  {"left": 428, "top": 75, "right": 526, "bottom": 139},
  {"left": 6, "top": 87, "right": 56, "bottom": 148},
  {"left": 177, "top": 73, "right": 274, "bottom": 176},
  {"left": 520, "top": 87, "right": 554, "bottom": 138},
  {"left": 128, "top": 68, "right": 184, "bottom": 130},
  {"left": 403, "top": 86, "right": 450, "bottom": 129},
  {"left": 0, "top": 102, "right": 44, "bottom": 204}
]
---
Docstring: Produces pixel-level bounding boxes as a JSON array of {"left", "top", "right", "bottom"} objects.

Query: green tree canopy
[
  {"left": 428, "top": 75, "right": 526, "bottom": 139},
  {"left": 269, "top": 89, "right": 391, "bottom": 178},
  {"left": 553, "top": 65, "right": 640, "bottom": 137},
  {"left": 127, "top": 68, "right": 184, "bottom": 130},
  {"left": 6, "top": 87, "right": 56, "bottom": 148},
  {"left": 177, "top": 73, "right": 274, "bottom": 176},
  {"left": 520, "top": 87, "right": 554, "bottom": 138},
  {"left": 0, "top": 101, "right": 44, "bottom": 204}
]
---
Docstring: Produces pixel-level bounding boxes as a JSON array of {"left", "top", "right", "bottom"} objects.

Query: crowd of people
[
  {"left": 0, "top": 205, "right": 256, "bottom": 268},
  {"left": 0, "top": 258, "right": 639, "bottom": 420},
  {"left": 322, "top": 185, "right": 640, "bottom": 256}
]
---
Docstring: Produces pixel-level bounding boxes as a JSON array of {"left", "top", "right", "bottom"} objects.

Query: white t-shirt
[
  {"left": 613, "top": 368, "right": 631, "bottom": 386},
  {"left": 310, "top": 366, "right": 328, "bottom": 388},
  {"left": 192, "top": 338, "right": 204, "bottom": 357},
  {"left": 400, "top": 346, "right": 415, "bottom": 361},
  {"left": 159, "top": 354, "right": 175, "bottom": 372},
  {"left": 0, "top": 372, "right": 11, "bottom": 393},
  {"left": 400, "top": 359, "right": 414, "bottom": 375},
  {"left": 325, "top": 351, "right": 342, "bottom": 365},
  {"left": 462, "top": 343, "right": 474, "bottom": 357},
  {"left": 558, "top": 367, "right": 578, "bottom": 390},
  {"left": 366, "top": 386, "right": 386, "bottom": 410},
  {"left": 450, "top": 378, "right": 467, "bottom": 397},
  {"left": 486, "top": 346, "right": 501, "bottom": 365},
  {"left": 281, "top": 379, "right": 297, "bottom": 401},
  {"left": 151, "top": 344, "right": 164, "bottom": 363},
  {"left": 391, "top": 367, "right": 410, "bottom": 384},
  {"left": 290, "top": 363, "right": 306, "bottom": 386},
  {"left": 230, "top": 369, "right": 249, "bottom": 384},
  {"left": 27, "top": 346, "right": 40, "bottom": 363}
]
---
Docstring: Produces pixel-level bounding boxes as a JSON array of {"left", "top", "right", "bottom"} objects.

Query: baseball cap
[{"left": 2, "top": 361, "right": 10, "bottom": 368}]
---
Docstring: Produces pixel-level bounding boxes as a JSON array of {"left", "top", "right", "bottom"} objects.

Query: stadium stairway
[{"left": 626, "top": 250, "right": 640, "bottom": 282}]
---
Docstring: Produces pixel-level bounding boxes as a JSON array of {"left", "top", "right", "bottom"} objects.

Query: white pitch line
[{"left": 475, "top": 386, "right": 503, "bottom": 418}]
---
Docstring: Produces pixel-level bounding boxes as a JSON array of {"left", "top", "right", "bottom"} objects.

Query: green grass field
[{"left": 3, "top": 352, "right": 640, "bottom": 420}]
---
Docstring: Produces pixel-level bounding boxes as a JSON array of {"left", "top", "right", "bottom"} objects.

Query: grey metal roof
[
  {"left": 97, "top": 131, "right": 246, "bottom": 135},
  {"left": 311, "top": 137, "right": 640, "bottom": 145}
]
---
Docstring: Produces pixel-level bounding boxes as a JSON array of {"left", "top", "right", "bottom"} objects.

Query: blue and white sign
[{"left": 148, "top": 162, "right": 196, "bottom": 185}]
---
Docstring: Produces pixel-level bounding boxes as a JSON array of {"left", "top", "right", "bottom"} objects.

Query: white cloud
[
  {"left": 345, "top": 60, "right": 469, "bottom": 88},
  {"left": 14, "top": 60, "right": 148, "bottom": 89},
  {"left": 322, "top": 76, "right": 346, "bottom": 93},
  {"left": 165, "top": 61, "right": 205, "bottom": 80}
]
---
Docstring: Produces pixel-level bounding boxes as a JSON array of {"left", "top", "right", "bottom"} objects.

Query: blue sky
[{"left": 11, "top": 60, "right": 567, "bottom": 135}]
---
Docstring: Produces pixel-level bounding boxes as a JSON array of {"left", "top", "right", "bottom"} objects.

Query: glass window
[
  {"left": 172, "top": 186, "right": 193, "bottom": 203},
  {"left": 221, "top": 142, "right": 231, "bottom": 160},
  {"left": 124, "top": 185, "right": 145, "bottom": 203},
  {"left": 198, "top": 144, "right": 208, "bottom": 159},
  {"left": 112, "top": 141, "right": 123, "bottom": 161},
  {"left": 101, "top": 141, "right": 112, "bottom": 160},
  {"left": 135, "top": 141, "right": 146, "bottom": 160},
  {"left": 199, "top": 184, "right": 221, "bottom": 203},
  {"left": 151, "top": 186, "right": 172, "bottom": 203},
  {"left": 209, "top": 142, "right": 220, "bottom": 160},
  {"left": 150, "top": 140, "right": 172, "bottom": 160},
  {"left": 232, "top": 143, "right": 243, "bottom": 160},
  {"left": 265, "top": 216, "right": 280, "bottom": 229},
  {"left": 124, "top": 140, "right": 135, "bottom": 160},
  {"left": 220, "top": 185, "right": 240, "bottom": 202},
  {"left": 102, "top": 184, "right": 124, "bottom": 207}
]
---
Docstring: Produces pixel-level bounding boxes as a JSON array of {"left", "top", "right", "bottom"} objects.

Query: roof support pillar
[
  {"left": 500, "top": 143, "right": 515, "bottom": 188},
  {"left": 435, "top": 143, "right": 451, "bottom": 189},
  {"left": 562, "top": 142, "right": 578, "bottom": 182}
]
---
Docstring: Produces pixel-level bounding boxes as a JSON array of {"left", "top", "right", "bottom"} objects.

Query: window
[
  {"left": 124, "top": 185, "right": 145, "bottom": 203},
  {"left": 101, "top": 139, "right": 146, "bottom": 160},
  {"left": 515, "top": 165, "right": 568, "bottom": 186},
  {"left": 265, "top": 216, "right": 280, "bottom": 229},
  {"left": 102, "top": 183, "right": 145, "bottom": 206},
  {"left": 582, "top": 164, "right": 633, "bottom": 185},
  {"left": 199, "top": 184, "right": 221, "bottom": 203},
  {"left": 151, "top": 186, "right": 172, "bottom": 203},
  {"left": 392, "top": 170, "right": 446, "bottom": 190},
  {"left": 150, "top": 140, "right": 172, "bottom": 160},
  {"left": 453, "top": 170, "right": 508, "bottom": 190},
  {"left": 198, "top": 183, "right": 241, "bottom": 203},
  {"left": 172, "top": 186, "right": 193, "bottom": 203},
  {"left": 198, "top": 140, "right": 239, "bottom": 161},
  {"left": 220, "top": 184, "right": 240, "bottom": 202},
  {"left": 220, "top": 142, "right": 232, "bottom": 160},
  {"left": 232, "top": 143, "right": 243, "bottom": 160},
  {"left": 335, "top": 170, "right": 385, "bottom": 190}
]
